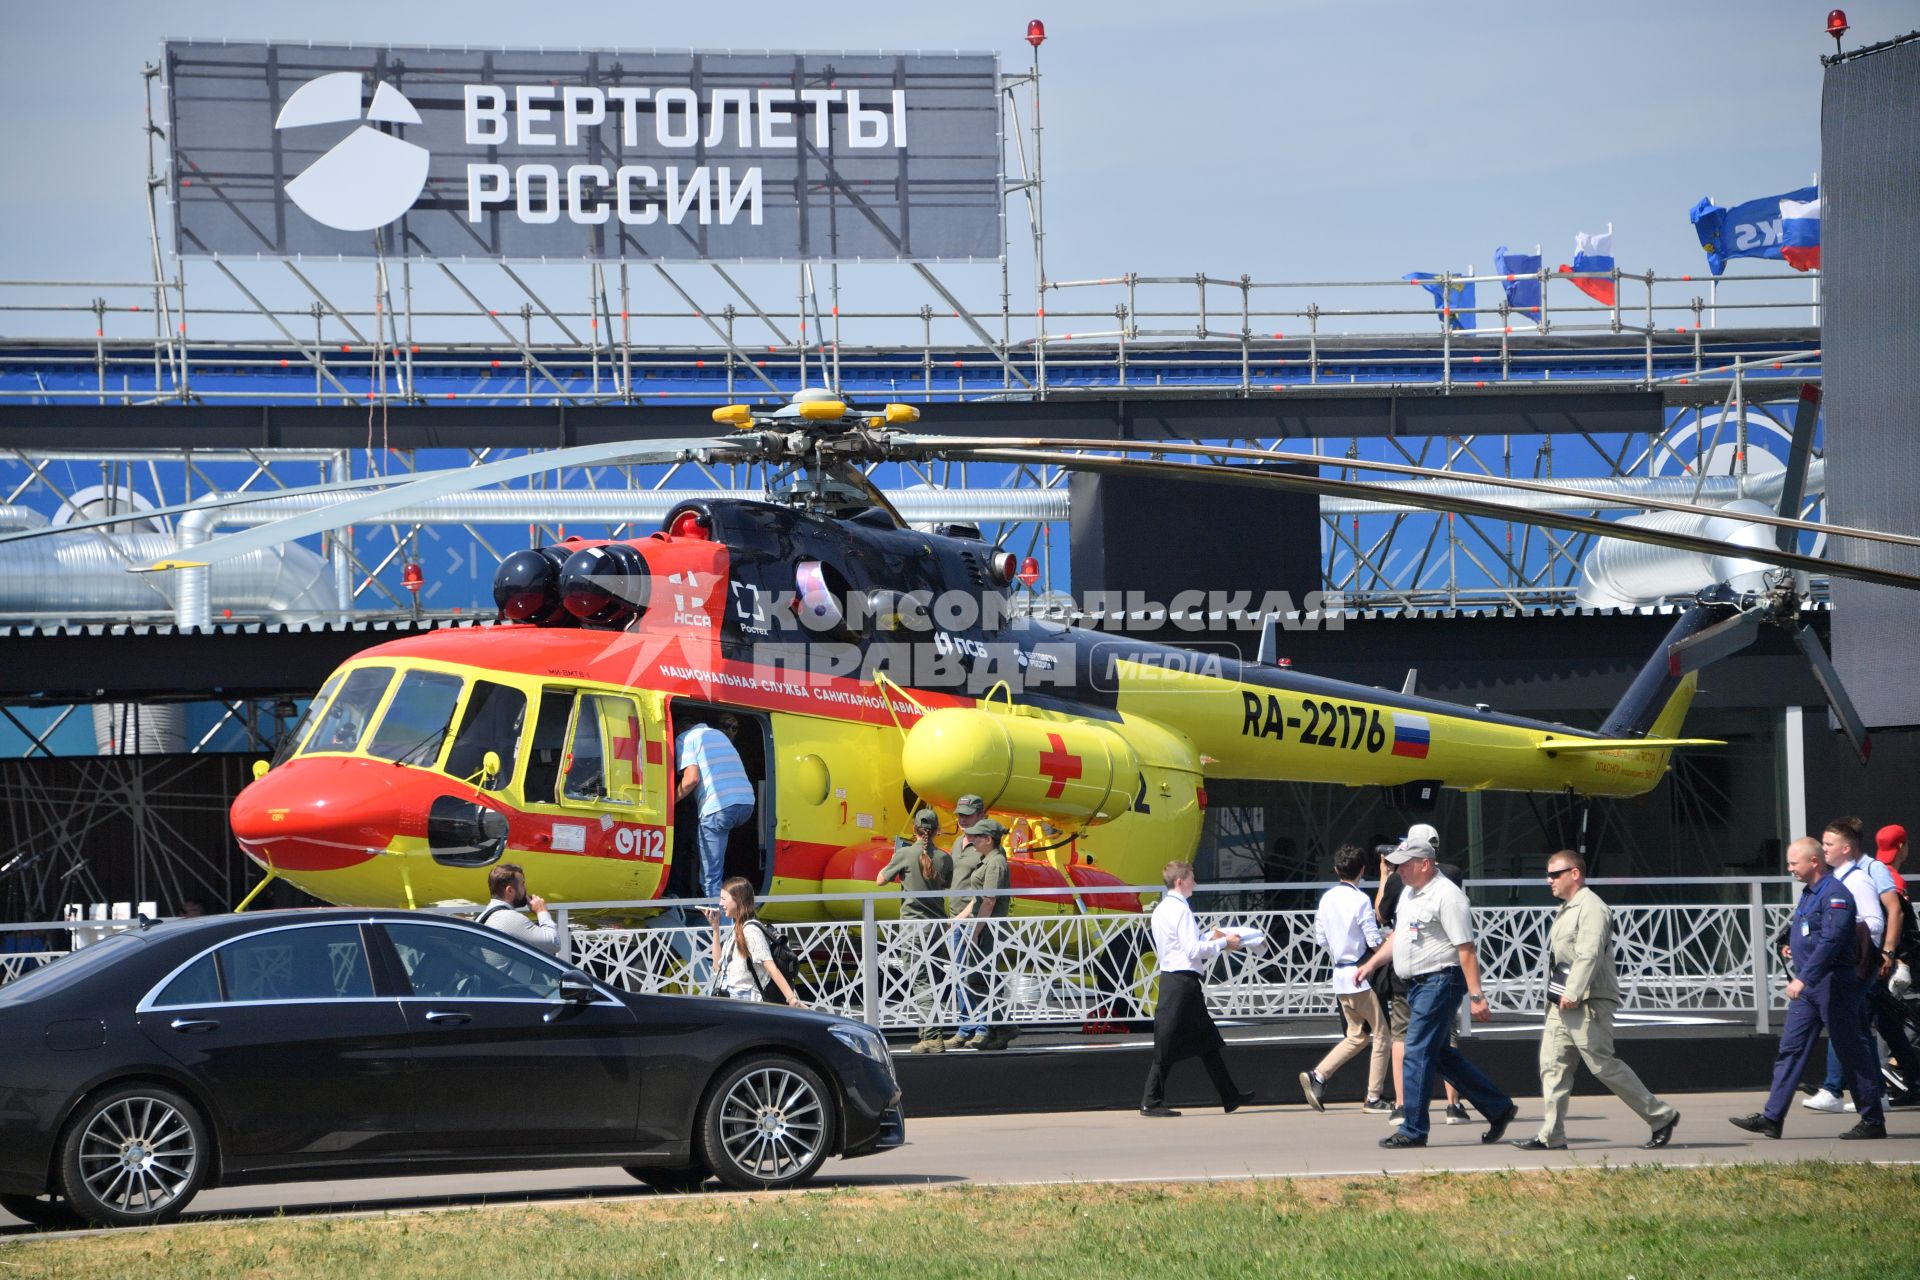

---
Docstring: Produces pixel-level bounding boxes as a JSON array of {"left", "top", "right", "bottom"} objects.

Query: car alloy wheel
[
  {"left": 699, "top": 1054, "right": 834, "bottom": 1191},
  {"left": 58, "top": 1084, "right": 208, "bottom": 1227}
]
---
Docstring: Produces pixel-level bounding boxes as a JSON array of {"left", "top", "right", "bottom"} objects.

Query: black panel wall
[{"left": 1821, "top": 35, "right": 1920, "bottom": 729}]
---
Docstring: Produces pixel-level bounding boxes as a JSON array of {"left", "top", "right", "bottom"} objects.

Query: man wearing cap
[
  {"left": 948, "top": 795, "right": 988, "bottom": 887},
  {"left": 944, "top": 818, "right": 1017, "bottom": 1050},
  {"left": 1514, "top": 850, "right": 1679, "bottom": 1151},
  {"left": 1374, "top": 824, "right": 1465, "bottom": 1125},
  {"left": 878, "top": 809, "right": 955, "bottom": 1053},
  {"left": 1140, "top": 859, "right": 1253, "bottom": 1117},
  {"left": 1356, "top": 830, "right": 1517, "bottom": 1148},
  {"left": 1877, "top": 824, "right": 1916, "bottom": 1006}
]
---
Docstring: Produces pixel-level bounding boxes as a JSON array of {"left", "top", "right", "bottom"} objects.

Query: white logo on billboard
[{"left": 275, "top": 72, "right": 429, "bottom": 231}]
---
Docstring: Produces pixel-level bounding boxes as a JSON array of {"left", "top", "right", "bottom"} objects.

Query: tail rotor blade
[
  {"left": 1791, "top": 624, "right": 1872, "bottom": 763},
  {"left": 1666, "top": 607, "right": 1766, "bottom": 676}
]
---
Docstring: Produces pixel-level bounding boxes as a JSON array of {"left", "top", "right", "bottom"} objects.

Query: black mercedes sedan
[{"left": 0, "top": 909, "right": 903, "bottom": 1228}]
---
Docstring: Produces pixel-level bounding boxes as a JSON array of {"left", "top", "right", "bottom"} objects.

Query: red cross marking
[
  {"left": 1037, "top": 732, "right": 1083, "bottom": 799},
  {"left": 611, "top": 715, "right": 642, "bottom": 769}
]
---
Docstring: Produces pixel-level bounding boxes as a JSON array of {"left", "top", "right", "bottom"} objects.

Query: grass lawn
[{"left": 2, "top": 1162, "right": 1912, "bottom": 1279}]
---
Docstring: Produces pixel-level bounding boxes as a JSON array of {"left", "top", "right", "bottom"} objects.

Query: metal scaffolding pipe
[{"left": 0, "top": 531, "right": 332, "bottom": 627}]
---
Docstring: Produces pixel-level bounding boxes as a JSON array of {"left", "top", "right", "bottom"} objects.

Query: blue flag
[
  {"left": 1689, "top": 186, "right": 1818, "bottom": 276},
  {"left": 1403, "top": 272, "right": 1476, "bottom": 330},
  {"left": 1492, "top": 246, "right": 1542, "bottom": 321}
]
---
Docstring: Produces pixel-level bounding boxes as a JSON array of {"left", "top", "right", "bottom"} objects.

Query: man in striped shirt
[{"left": 675, "top": 714, "right": 757, "bottom": 913}]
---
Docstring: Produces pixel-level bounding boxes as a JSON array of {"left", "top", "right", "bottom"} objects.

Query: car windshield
[
  {"left": 0, "top": 932, "right": 143, "bottom": 1005},
  {"left": 298, "top": 666, "right": 395, "bottom": 756},
  {"left": 366, "top": 669, "right": 465, "bottom": 766}
]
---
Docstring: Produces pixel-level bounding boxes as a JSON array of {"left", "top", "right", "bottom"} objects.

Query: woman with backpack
[{"left": 706, "top": 877, "right": 804, "bottom": 1006}]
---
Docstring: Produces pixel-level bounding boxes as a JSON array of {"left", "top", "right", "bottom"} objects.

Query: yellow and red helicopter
[{"left": 125, "top": 390, "right": 1917, "bottom": 921}]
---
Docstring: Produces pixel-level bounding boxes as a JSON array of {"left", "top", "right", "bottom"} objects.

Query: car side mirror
[{"left": 558, "top": 972, "right": 597, "bottom": 1003}]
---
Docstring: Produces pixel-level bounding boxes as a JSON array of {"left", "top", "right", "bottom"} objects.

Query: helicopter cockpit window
[
  {"left": 443, "top": 680, "right": 528, "bottom": 790},
  {"left": 273, "top": 672, "right": 343, "bottom": 766},
  {"left": 298, "top": 666, "right": 395, "bottom": 756},
  {"left": 366, "top": 670, "right": 465, "bottom": 766}
]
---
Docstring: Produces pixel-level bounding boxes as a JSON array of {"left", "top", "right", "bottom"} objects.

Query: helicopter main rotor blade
[
  {"left": 132, "top": 436, "right": 731, "bottom": 573},
  {"left": 1776, "top": 383, "right": 1820, "bottom": 551},
  {"left": 897, "top": 434, "right": 1920, "bottom": 554},
  {"left": 1792, "top": 624, "right": 1872, "bottom": 763},
  {"left": 1666, "top": 607, "right": 1768, "bottom": 676},
  {"left": 953, "top": 446, "right": 1920, "bottom": 594},
  {"left": 0, "top": 470, "right": 430, "bottom": 546}
]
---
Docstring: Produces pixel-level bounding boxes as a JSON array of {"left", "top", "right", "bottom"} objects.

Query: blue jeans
[
  {"left": 1397, "top": 967, "right": 1512, "bottom": 1141},
  {"left": 697, "top": 800, "right": 756, "bottom": 904},
  {"left": 1821, "top": 973, "right": 1915, "bottom": 1096}
]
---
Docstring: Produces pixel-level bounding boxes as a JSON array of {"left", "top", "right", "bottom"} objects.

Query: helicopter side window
[
  {"left": 298, "top": 666, "right": 395, "bottom": 757},
  {"left": 443, "top": 680, "right": 529, "bottom": 790},
  {"left": 366, "top": 670, "right": 465, "bottom": 767},
  {"left": 562, "top": 698, "right": 609, "bottom": 801},
  {"left": 272, "top": 672, "right": 343, "bottom": 766},
  {"left": 524, "top": 690, "right": 575, "bottom": 804}
]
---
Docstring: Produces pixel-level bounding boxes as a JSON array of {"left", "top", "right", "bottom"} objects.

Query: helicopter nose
[{"left": 231, "top": 758, "right": 414, "bottom": 871}]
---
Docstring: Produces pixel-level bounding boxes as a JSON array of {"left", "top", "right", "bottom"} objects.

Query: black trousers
[{"left": 1142, "top": 971, "right": 1239, "bottom": 1108}]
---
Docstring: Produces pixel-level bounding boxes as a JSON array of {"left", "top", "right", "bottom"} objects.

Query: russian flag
[
  {"left": 1559, "top": 230, "right": 1616, "bottom": 306},
  {"left": 1391, "top": 712, "right": 1431, "bottom": 759},
  {"left": 1780, "top": 197, "right": 1821, "bottom": 272}
]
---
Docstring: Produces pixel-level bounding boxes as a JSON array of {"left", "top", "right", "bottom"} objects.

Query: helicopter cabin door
[{"left": 521, "top": 688, "right": 670, "bottom": 893}]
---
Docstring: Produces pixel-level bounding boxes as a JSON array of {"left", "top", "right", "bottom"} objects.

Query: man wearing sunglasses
[{"left": 1514, "top": 850, "right": 1679, "bottom": 1151}]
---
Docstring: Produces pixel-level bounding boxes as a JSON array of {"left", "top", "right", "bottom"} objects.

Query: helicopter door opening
[
  {"left": 520, "top": 688, "right": 669, "bottom": 869},
  {"left": 665, "top": 702, "right": 772, "bottom": 898}
]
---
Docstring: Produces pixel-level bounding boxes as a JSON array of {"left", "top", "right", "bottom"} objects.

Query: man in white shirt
[
  {"left": 1355, "top": 832, "right": 1516, "bottom": 1148},
  {"left": 1300, "top": 844, "right": 1392, "bottom": 1113},
  {"left": 477, "top": 862, "right": 559, "bottom": 955},
  {"left": 1804, "top": 816, "right": 1920, "bottom": 1113},
  {"left": 1140, "top": 860, "right": 1253, "bottom": 1118}
]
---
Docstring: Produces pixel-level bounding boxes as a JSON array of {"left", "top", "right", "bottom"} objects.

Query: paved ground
[{"left": 5, "top": 1089, "right": 1914, "bottom": 1235}]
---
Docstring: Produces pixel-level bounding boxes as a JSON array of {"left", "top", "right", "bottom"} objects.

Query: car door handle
[
  {"left": 424, "top": 1010, "right": 472, "bottom": 1026},
  {"left": 169, "top": 1018, "right": 219, "bottom": 1033}
]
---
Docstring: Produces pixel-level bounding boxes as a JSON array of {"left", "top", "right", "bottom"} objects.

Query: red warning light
[
  {"left": 1018, "top": 556, "right": 1041, "bottom": 587},
  {"left": 1827, "top": 9, "right": 1848, "bottom": 39},
  {"left": 401, "top": 562, "right": 424, "bottom": 595},
  {"left": 1026, "top": 19, "right": 1047, "bottom": 47}
]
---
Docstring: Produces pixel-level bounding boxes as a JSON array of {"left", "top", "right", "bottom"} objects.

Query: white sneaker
[
  {"left": 1844, "top": 1099, "right": 1857, "bottom": 1113},
  {"left": 1802, "top": 1088, "right": 1846, "bottom": 1113}
]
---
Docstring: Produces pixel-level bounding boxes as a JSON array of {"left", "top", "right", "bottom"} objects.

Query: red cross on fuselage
[
  {"left": 611, "top": 715, "right": 641, "bottom": 769},
  {"left": 1037, "top": 732, "right": 1083, "bottom": 799}
]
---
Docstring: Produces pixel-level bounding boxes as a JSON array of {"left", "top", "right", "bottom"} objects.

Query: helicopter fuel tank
[{"left": 901, "top": 707, "right": 1141, "bottom": 825}]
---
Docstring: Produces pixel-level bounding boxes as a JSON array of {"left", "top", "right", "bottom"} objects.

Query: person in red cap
[
  {"left": 1876, "top": 825, "right": 1908, "bottom": 895},
  {"left": 1877, "top": 825, "right": 1915, "bottom": 1007}
]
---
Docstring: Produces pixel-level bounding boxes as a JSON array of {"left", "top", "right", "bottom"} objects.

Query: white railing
[{"left": 2, "top": 877, "right": 1794, "bottom": 1033}]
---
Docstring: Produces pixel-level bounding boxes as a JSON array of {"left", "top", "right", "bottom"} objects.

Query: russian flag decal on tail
[{"left": 1391, "top": 712, "right": 1431, "bottom": 759}]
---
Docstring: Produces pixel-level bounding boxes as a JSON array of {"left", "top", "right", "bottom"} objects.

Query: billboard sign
[{"left": 165, "top": 41, "right": 1003, "bottom": 262}]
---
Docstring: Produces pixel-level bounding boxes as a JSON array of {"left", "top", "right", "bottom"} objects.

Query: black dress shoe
[
  {"left": 1140, "top": 1105, "right": 1181, "bottom": 1118},
  {"left": 1379, "top": 1131, "right": 1426, "bottom": 1148},
  {"left": 1838, "top": 1120, "right": 1887, "bottom": 1140},
  {"left": 1223, "top": 1089, "right": 1256, "bottom": 1114},
  {"left": 1511, "top": 1137, "right": 1565, "bottom": 1151},
  {"left": 1642, "top": 1113, "right": 1680, "bottom": 1149},
  {"left": 1729, "top": 1112, "right": 1782, "bottom": 1139},
  {"left": 1481, "top": 1103, "right": 1519, "bottom": 1145}
]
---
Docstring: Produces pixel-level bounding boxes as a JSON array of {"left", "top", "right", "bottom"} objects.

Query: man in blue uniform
[{"left": 1731, "top": 836, "right": 1886, "bottom": 1140}]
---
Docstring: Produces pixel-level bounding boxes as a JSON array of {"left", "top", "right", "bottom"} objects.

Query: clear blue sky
[{"left": 0, "top": 0, "right": 1905, "bottom": 294}]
